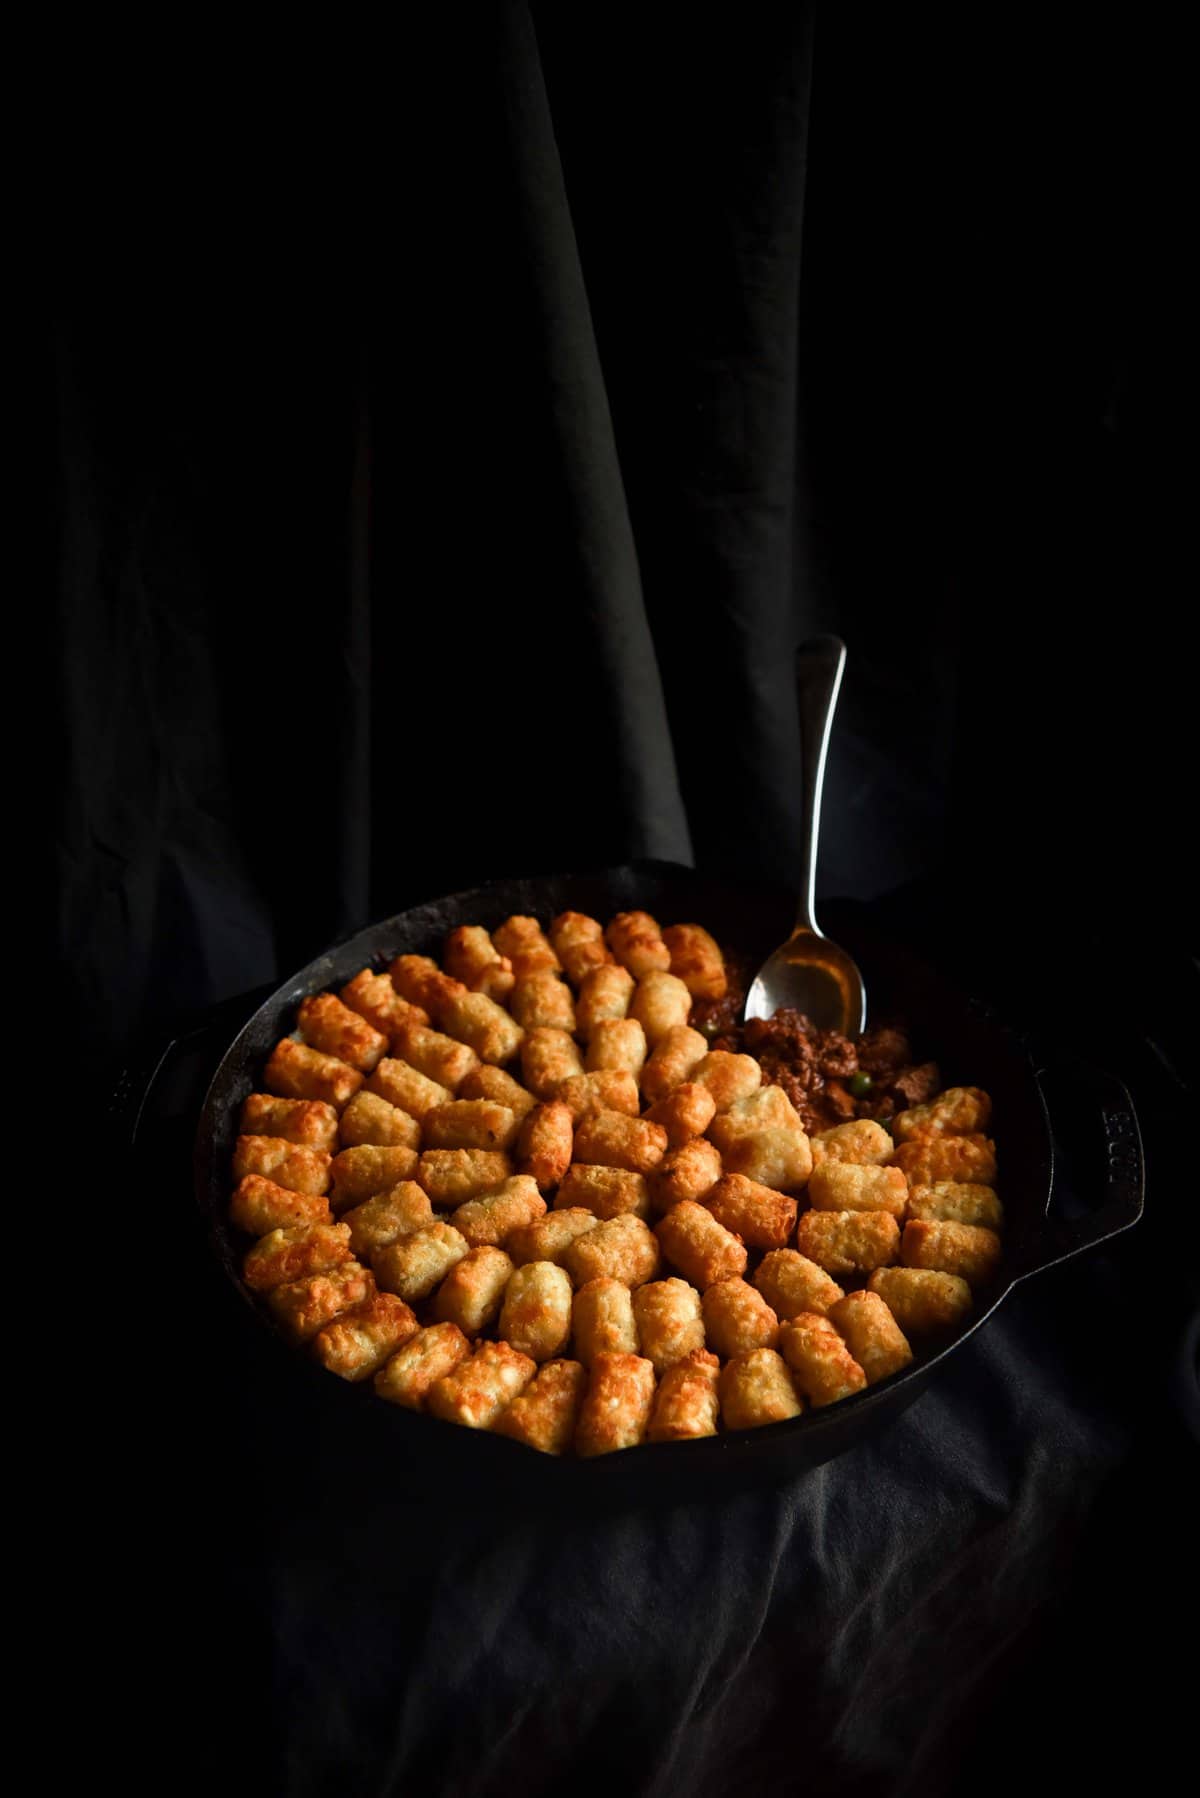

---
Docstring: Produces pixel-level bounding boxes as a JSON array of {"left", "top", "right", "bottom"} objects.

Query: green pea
[{"left": 848, "top": 1071, "right": 873, "bottom": 1097}]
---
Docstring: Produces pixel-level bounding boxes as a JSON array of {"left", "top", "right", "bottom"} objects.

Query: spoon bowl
[
  {"left": 744, "top": 925, "right": 866, "bottom": 1033},
  {"left": 743, "top": 637, "right": 867, "bottom": 1036}
]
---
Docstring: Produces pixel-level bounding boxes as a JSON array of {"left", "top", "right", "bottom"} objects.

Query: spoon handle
[{"left": 795, "top": 635, "right": 848, "bottom": 937}]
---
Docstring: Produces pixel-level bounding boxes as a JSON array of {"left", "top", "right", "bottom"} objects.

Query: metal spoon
[{"left": 743, "top": 636, "right": 867, "bottom": 1034}]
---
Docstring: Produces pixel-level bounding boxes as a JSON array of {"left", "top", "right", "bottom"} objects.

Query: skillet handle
[
  {"left": 105, "top": 1037, "right": 181, "bottom": 1154},
  {"left": 104, "top": 981, "right": 278, "bottom": 1154},
  {"left": 1019, "top": 1058, "right": 1145, "bottom": 1280}
]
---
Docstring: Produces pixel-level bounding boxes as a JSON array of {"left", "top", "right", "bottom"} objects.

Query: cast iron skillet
[{"left": 195, "top": 860, "right": 1145, "bottom": 1501}]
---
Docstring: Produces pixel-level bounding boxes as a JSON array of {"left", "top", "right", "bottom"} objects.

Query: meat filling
[{"left": 691, "top": 955, "right": 938, "bottom": 1134}]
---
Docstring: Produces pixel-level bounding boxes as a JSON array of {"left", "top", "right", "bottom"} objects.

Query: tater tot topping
[{"left": 230, "top": 910, "right": 1002, "bottom": 1455}]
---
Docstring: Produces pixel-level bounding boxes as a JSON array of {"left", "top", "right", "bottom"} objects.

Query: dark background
[{"left": 58, "top": 6, "right": 1192, "bottom": 1794}]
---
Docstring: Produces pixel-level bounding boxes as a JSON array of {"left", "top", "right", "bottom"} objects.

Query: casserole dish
[{"left": 193, "top": 860, "right": 1144, "bottom": 1500}]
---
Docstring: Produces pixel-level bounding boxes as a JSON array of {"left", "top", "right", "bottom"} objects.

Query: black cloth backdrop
[{"left": 58, "top": 7, "right": 1193, "bottom": 1795}]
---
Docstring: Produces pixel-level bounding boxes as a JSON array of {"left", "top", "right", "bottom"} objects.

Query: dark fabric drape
[
  {"left": 535, "top": 8, "right": 818, "bottom": 884},
  {"left": 60, "top": 5, "right": 1191, "bottom": 1795},
  {"left": 55, "top": 5, "right": 1184, "bottom": 1065}
]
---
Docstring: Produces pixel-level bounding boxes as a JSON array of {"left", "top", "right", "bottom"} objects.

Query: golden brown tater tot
[{"left": 661, "top": 924, "right": 727, "bottom": 1000}]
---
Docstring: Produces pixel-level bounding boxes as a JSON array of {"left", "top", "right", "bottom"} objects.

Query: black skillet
[{"left": 194, "top": 860, "right": 1145, "bottom": 1502}]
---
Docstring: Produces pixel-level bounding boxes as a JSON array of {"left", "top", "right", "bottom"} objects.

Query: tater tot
[
  {"left": 573, "top": 1108, "right": 668, "bottom": 1176},
  {"left": 459, "top": 1063, "right": 538, "bottom": 1121},
  {"left": 711, "top": 1126, "right": 813, "bottom": 1195},
  {"left": 550, "top": 912, "right": 612, "bottom": 986},
  {"left": 718, "top": 1350, "right": 803, "bottom": 1430},
  {"left": 654, "top": 1199, "right": 747, "bottom": 1289},
  {"left": 391, "top": 1019, "right": 479, "bottom": 1093},
  {"left": 516, "top": 1101, "right": 575, "bottom": 1190},
  {"left": 892, "top": 1086, "right": 993, "bottom": 1142},
  {"left": 795, "top": 1209, "right": 900, "bottom": 1277},
  {"left": 340, "top": 968, "right": 429, "bottom": 1039},
  {"left": 891, "top": 1133, "right": 998, "bottom": 1186},
  {"left": 340, "top": 1182, "right": 435, "bottom": 1258},
  {"left": 555, "top": 1164, "right": 651, "bottom": 1220},
  {"left": 428, "top": 1339, "right": 538, "bottom": 1428},
  {"left": 493, "top": 1358, "right": 586, "bottom": 1454},
  {"left": 337, "top": 1090, "right": 422, "bottom": 1150},
  {"left": 242, "top": 1222, "right": 352, "bottom": 1291},
  {"left": 575, "top": 1353, "right": 657, "bottom": 1455},
  {"left": 630, "top": 971, "right": 693, "bottom": 1047},
  {"left": 507, "top": 1208, "right": 600, "bottom": 1267},
  {"left": 563, "top": 1214, "right": 662, "bottom": 1289},
  {"left": 492, "top": 915, "right": 562, "bottom": 980},
  {"left": 639, "top": 1025, "right": 709, "bottom": 1103},
  {"left": 710, "top": 1083, "right": 804, "bottom": 1134},
  {"left": 828, "top": 1290, "right": 914, "bottom": 1384},
  {"left": 499, "top": 1261, "right": 574, "bottom": 1362},
  {"left": 556, "top": 1070, "right": 641, "bottom": 1123},
  {"left": 416, "top": 1150, "right": 514, "bottom": 1207},
  {"left": 388, "top": 954, "right": 454, "bottom": 1012},
  {"left": 365, "top": 1057, "right": 453, "bottom": 1122},
  {"left": 329, "top": 1144, "right": 419, "bottom": 1211},
  {"left": 264, "top": 1038, "right": 363, "bottom": 1109},
  {"left": 312, "top": 1293, "right": 419, "bottom": 1381},
  {"left": 702, "top": 1173, "right": 797, "bottom": 1252},
  {"left": 372, "top": 1222, "right": 469, "bottom": 1303},
  {"left": 443, "top": 925, "right": 515, "bottom": 1002},
  {"left": 754, "top": 1248, "right": 845, "bottom": 1320},
  {"left": 432, "top": 1245, "right": 514, "bottom": 1335},
  {"left": 605, "top": 910, "right": 671, "bottom": 978},
  {"left": 297, "top": 992, "right": 387, "bottom": 1073},
  {"left": 807, "top": 1161, "right": 908, "bottom": 1218},
  {"left": 632, "top": 1279, "right": 706, "bottom": 1374},
  {"left": 230, "top": 1174, "right": 332, "bottom": 1236},
  {"left": 647, "top": 1349, "right": 721, "bottom": 1442},
  {"left": 232, "top": 1136, "right": 331, "bottom": 1196},
  {"left": 810, "top": 1118, "right": 894, "bottom": 1169},
  {"left": 867, "top": 1267, "right": 973, "bottom": 1336},
  {"left": 374, "top": 1321, "right": 470, "bottom": 1409},
  {"left": 575, "top": 963, "right": 635, "bottom": 1037},
  {"left": 651, "top": 1137, "right": 723, "bottom": 1212},
  {"left": 901, "top": 1218, "right": 1002, "bottom": 1287},
  {"left": 701, "top": 1278, "right": 780, "bottom": 1358},
  {"left": 510, "top": 972, "right": 576, "bottom": 1033},
  {"left": 435, "top": 990, "right": 525, "bottom": 1066},
  {"left": 424, "top": 1100, "right": 520, "bottom": 1152},
  {"left": 449, "top": 1174, "right": 546, "bottom": 1248},
  {"left": 661, "top": 923, "right": 727, "bottom": 1001},
  {"left": 521, "top": 1027, "right": 585, "bottom": 1099},
  {"left": 691, "top": 1051, "right": 762, "bottom": 1111},
  {"left": 267, "top": 1260, "right": 375, "bottom": 1342},
  {"left": 239, "top": 1093, "right": 339, "bottom": 1152},
  {"left": 907, "top": 1182, "right": 1004, "bottom": 1230},
  {"left": 643, "top": 1082, "right": 717, "bottom": 1148},
  {"left": 584, "top": 1019, "right": 647, "bottom": 1079},
  {"left": 571, "top": 1277, "right": 640, "bottom": 1363},
  {"left": 707, "top": 1088, "right": 813, "bottom": 1193},
  {"left": 778, "top": 1313, "right": 868, "bottom": 1407}
]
